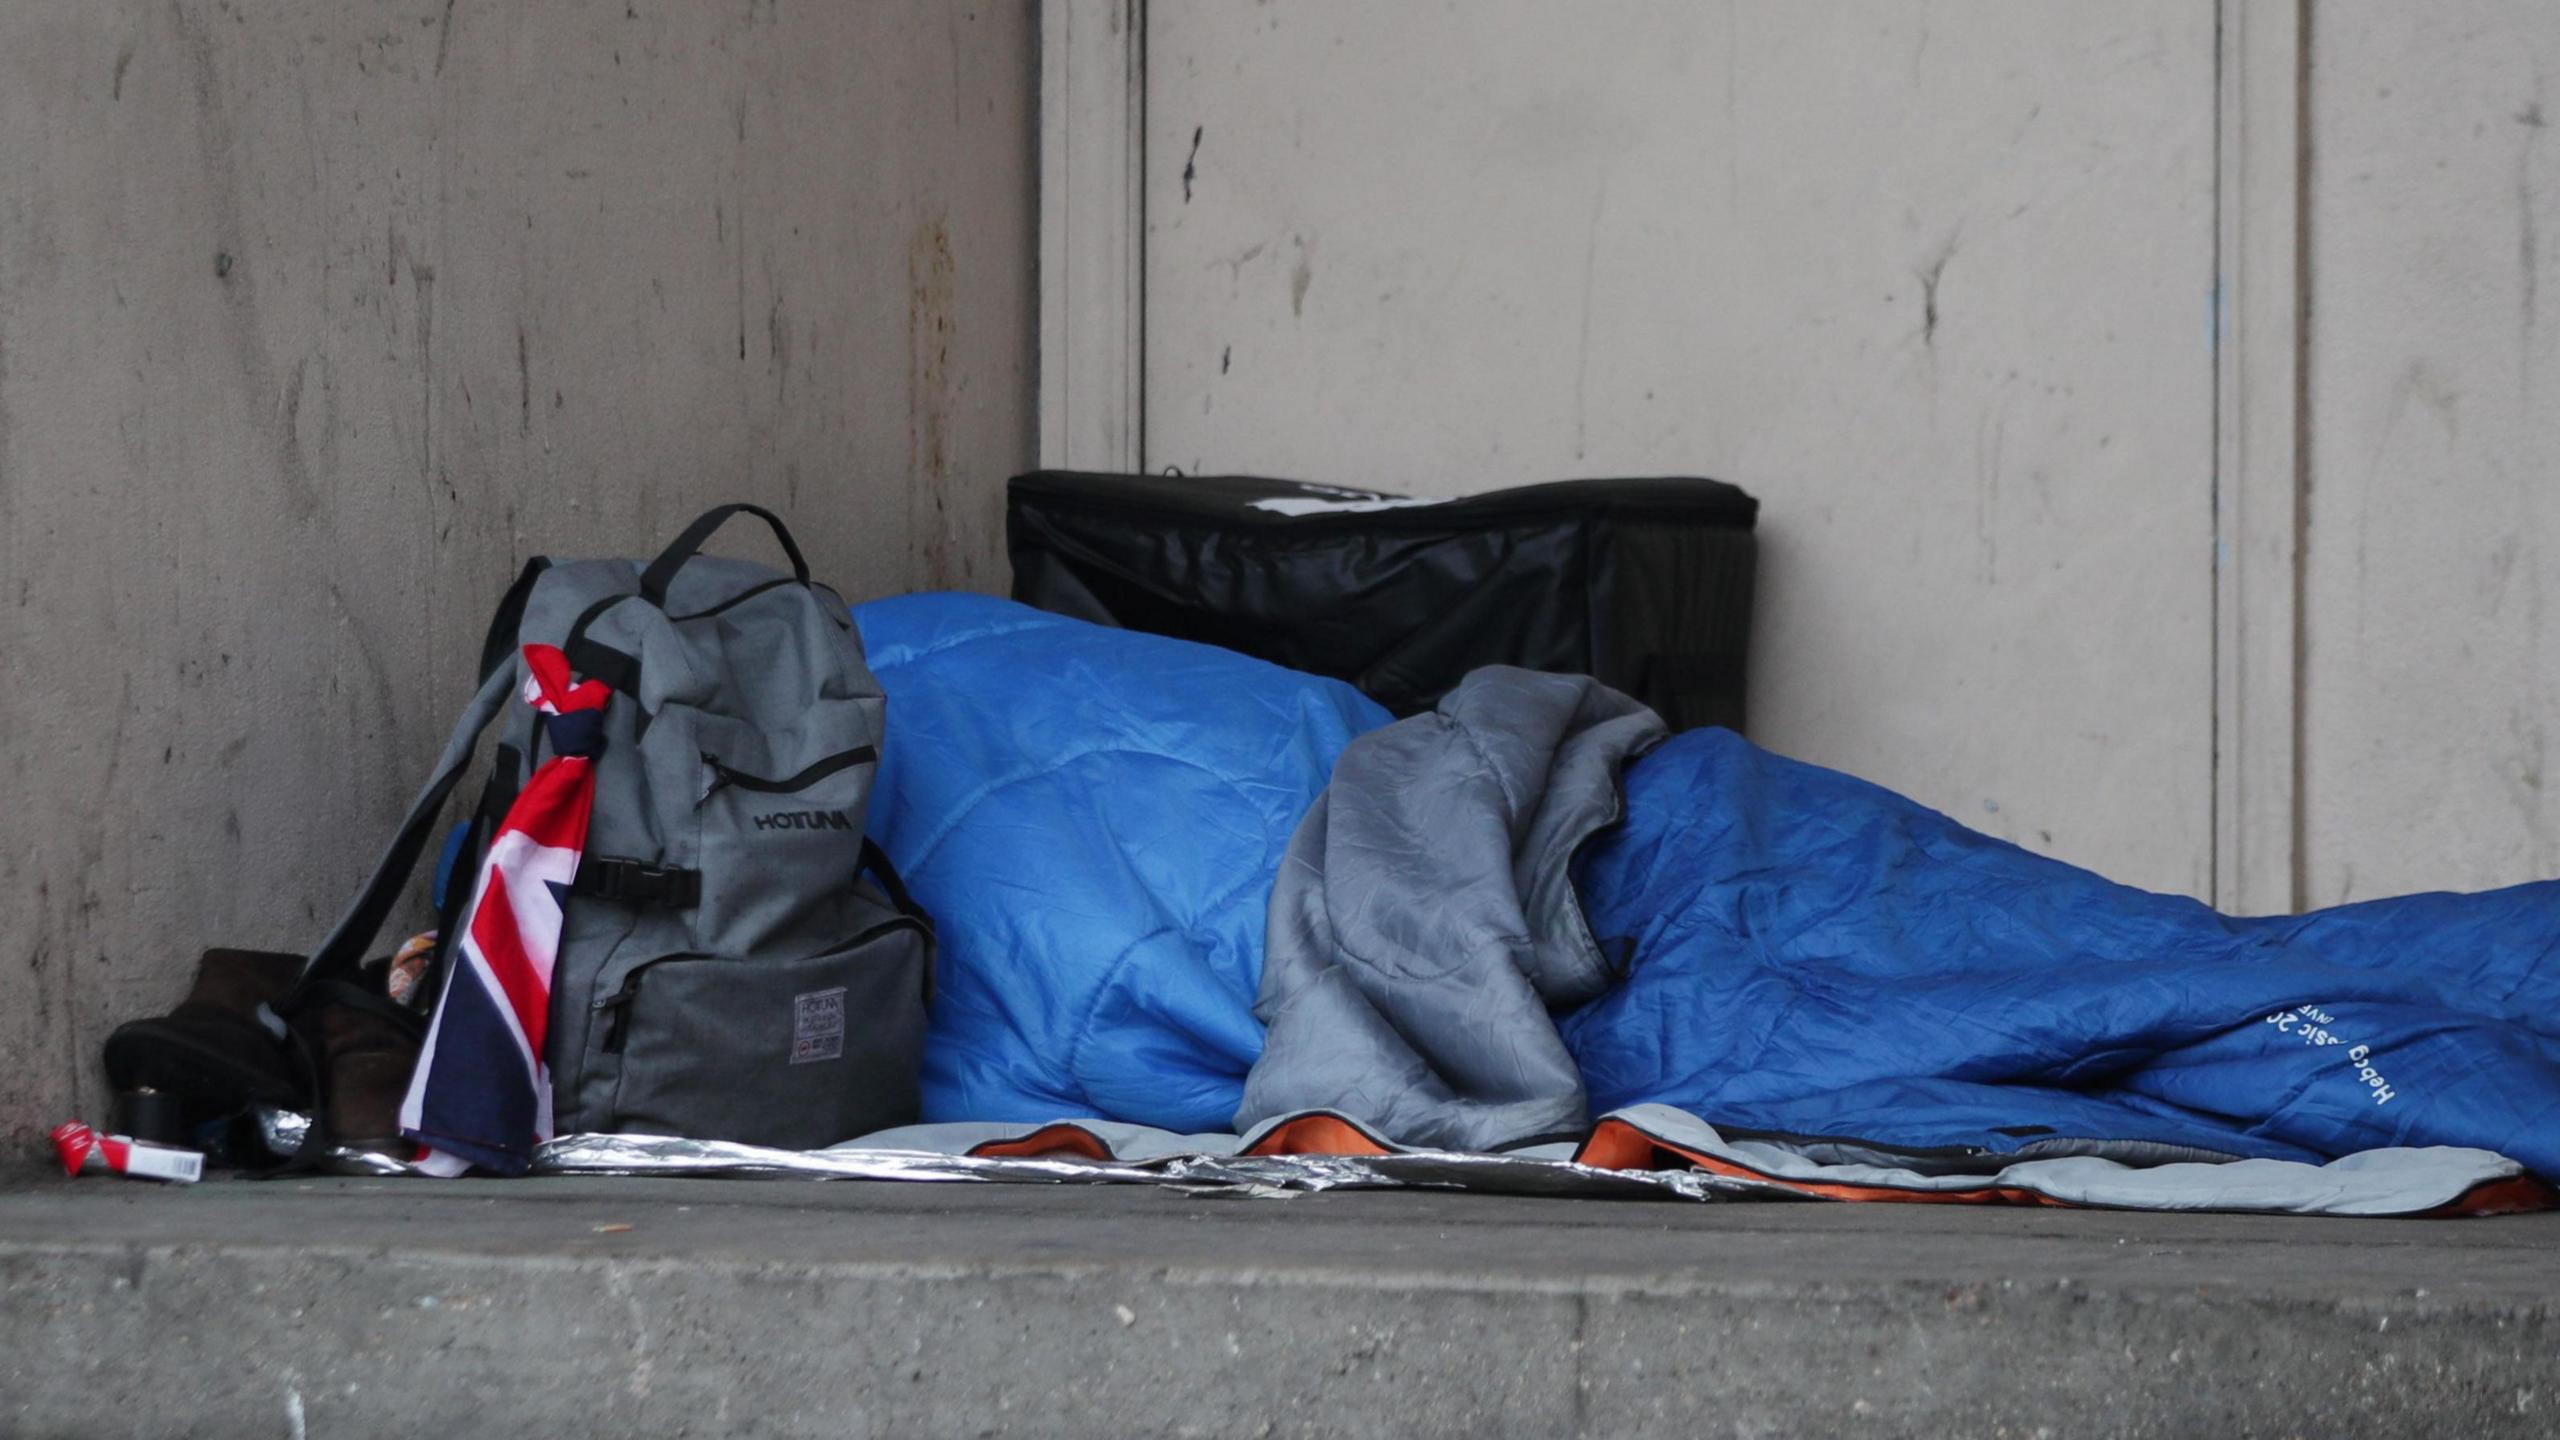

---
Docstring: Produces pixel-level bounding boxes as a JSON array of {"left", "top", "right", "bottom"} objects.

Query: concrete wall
[
  {"left": 0, "top": 1, "right": 1036, "bottom": 1142},
  {"left": 1142, "top": 0, "right": 2222, "bottom": 897},
  {"left": 2302, "top": 1, "right": 2560, "bottom": 904},
  {"left": 1131, "top": 0, "right": 2560, "bottom": 908}
]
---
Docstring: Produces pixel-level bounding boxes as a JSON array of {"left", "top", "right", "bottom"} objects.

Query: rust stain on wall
[{"left": 909, "top": 216, "right": 961, "bottom": 587}]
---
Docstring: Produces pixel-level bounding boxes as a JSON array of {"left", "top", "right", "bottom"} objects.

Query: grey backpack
[{"left": 309, "top": 504, "right": 932, "bottom": 1153}]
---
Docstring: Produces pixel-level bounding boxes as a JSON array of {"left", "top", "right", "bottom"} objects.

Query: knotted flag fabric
[{"left": 399, "top": 644, "right": 611, "bottom": 1176}]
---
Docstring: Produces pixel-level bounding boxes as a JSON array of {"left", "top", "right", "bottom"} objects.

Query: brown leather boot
[
  {"left": 102, "top": 949, "right": 306, "bottom": 1124},
  {"left": 300, "top": 982, "right": 423, "bottom": 1155}
]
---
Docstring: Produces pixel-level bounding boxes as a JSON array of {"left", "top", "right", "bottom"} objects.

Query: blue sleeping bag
[
  {"left": 857, "top": 592, "right": 1387, "bottom": 1131},
  {"left": 857, "top": 592, "right": 2560, "bottom": 1175},
  {"left": 1565, "top": 732, "right": 2560, "bottom": 1174}
]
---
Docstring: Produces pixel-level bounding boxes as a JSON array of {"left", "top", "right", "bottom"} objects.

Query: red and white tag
[{"left": 49, "top": 1120, "right": 204, "bottom": 1184}]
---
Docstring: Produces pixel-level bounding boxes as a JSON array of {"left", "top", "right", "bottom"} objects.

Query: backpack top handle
[{"left": 639, "top": 503, "right": 811, "bottom": 608}]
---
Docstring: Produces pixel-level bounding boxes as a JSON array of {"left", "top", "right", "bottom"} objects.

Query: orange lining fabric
[
  {"left": 1241, "top": 1114, "right": 1398, "bottom": 1158},
  {"left": 2427, "top": 1175, "right": 2557, "bottom": 1217},
  {"left": 962, "top": 1113, "right": 1402, "bottom": 1164},
  {"left": 1576, "top": 1115, "right": 2558, "bottom": 1216},
  {"left": 1574, "top": 1117, "right": 2066, "bottom": 1206},
  {"left": 967, "top": 1123, "right": 1117, "bottom": 1162}
]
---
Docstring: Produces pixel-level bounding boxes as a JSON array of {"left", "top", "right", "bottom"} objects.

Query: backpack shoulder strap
[{"left": 303, "top": 557, "right": 547, "bottom": 980}]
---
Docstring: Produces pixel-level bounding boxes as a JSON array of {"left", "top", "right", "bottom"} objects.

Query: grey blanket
[{"left": 1236, "top": 668, "right": 1667, "bottom": 1150}]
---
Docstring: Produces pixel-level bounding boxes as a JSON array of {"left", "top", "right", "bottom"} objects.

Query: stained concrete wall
[
  {"left": 1139, "top": 1, "right": 2560, "bottom": 909},
  {"left": 0, "top": 1, "right": 1037, "bottom": 1143},
  {"left": 1143, "top": 0, "right": 2222, "bottom": 897},
  {"left": 2301, "top": 2, "right": 2560, "bottom": 904}
]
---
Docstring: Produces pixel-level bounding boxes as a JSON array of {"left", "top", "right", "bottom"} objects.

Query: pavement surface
[{"left": 4, "top": 1169, "right": 2558, "bottom": 1438}]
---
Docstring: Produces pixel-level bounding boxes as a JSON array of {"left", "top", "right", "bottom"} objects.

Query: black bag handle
[
  {"left": 860, "top": 839, "right": 936, "bottom": 1004},
  {"left": 639, "top": 504, "right": 810, "bottom": 608},
  {"left": 303, "top": 557, "right": 547, "bottom": 982},
  {"left": 860, "top": 838, "right": 924, "bottom": 922}
]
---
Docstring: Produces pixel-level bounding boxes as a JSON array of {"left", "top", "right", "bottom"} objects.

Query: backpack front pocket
[
  {"left": 593, "top": 915, "right": 929, "bottom": 1150},
  {"left": 678, "top": 697, "right": 879, "bottom": 947}
]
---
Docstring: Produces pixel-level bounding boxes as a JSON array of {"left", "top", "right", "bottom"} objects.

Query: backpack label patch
[{"left": 791, "top": 987, "right": 848, "bottom": 1064}]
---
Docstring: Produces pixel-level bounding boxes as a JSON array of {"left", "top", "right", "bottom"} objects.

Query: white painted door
[{"left": 1135, "top": 1, "right": 2223, "bottom": 897}]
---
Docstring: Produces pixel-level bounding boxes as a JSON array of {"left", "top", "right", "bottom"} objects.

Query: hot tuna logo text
[{"left": 754, "top": 810, "right": 855, "bottom": 832}]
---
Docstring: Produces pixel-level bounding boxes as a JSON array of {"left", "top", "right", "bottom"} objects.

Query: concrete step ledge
[{"left": 5, "top": 1175, "right": 2555, "bottom": 1438}]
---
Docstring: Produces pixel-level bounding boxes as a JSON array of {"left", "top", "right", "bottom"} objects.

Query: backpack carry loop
[{"left": 638, "top": 503, "right": 810, "bottom": 608}]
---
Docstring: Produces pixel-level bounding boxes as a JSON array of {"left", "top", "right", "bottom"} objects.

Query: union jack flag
[{"left": 399, "top": 644, "right": 610, "bottom": 1176}]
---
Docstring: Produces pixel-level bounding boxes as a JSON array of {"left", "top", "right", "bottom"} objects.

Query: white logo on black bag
[{"left": 792, "top": 986, "right": 847, "bottom": 1064}]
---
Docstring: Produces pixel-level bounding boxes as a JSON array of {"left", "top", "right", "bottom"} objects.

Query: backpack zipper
[{"left": 699, "top": 745, "right": 878, "bottom": 803}]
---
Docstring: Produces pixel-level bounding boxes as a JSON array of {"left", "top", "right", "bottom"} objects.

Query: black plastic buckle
[{"left": 572, "top": 857, "right": 702, "bottom": 908}]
